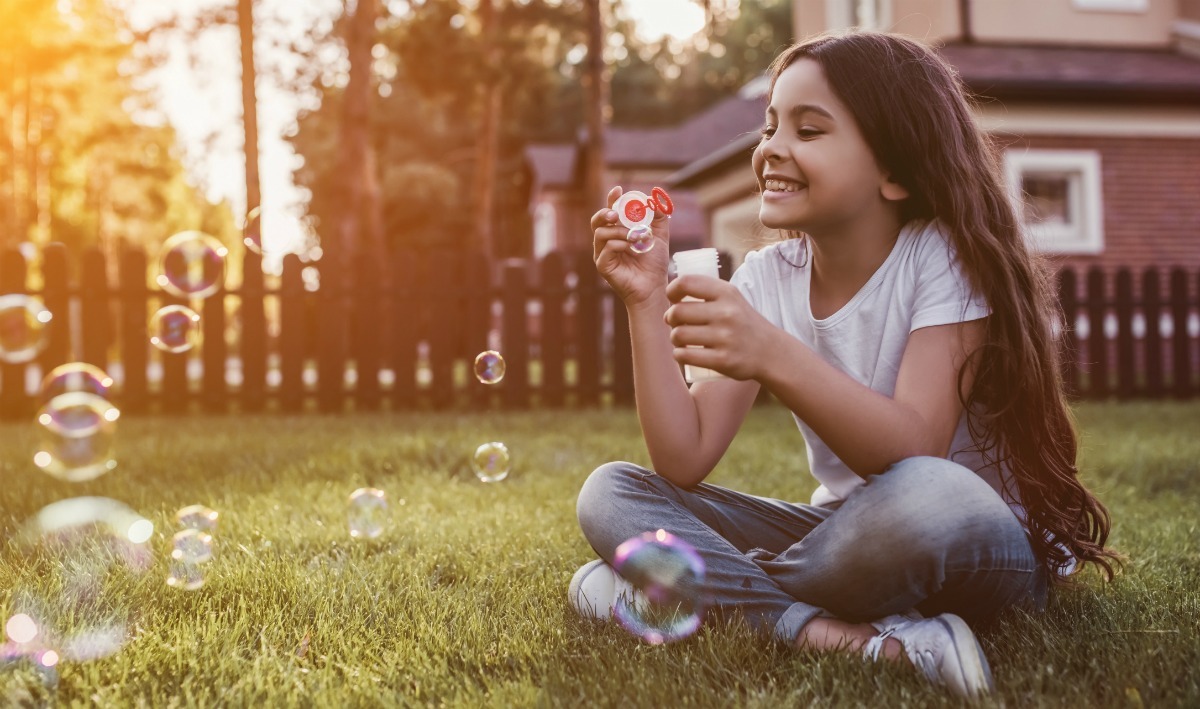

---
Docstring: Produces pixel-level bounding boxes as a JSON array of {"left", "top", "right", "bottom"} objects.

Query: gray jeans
[{"left": 576, "top": 456, "right": 1047, "bottom": 643}]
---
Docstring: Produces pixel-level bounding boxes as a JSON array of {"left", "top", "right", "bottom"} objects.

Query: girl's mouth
[{"left": 763, "top": 178, "right": 806, "bottom": 193}]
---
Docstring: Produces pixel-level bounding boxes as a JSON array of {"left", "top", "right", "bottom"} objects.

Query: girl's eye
[
  {"left": 759, "top": 125, "right": 776, "bottom": 138},
  {"left": 797, "top": 128, "right": 822, "bottom": 138}
]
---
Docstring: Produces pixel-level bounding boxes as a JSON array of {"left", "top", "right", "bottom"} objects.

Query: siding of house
[{"left": 1016, "top": 134, "right": 1200, "bottom": 294}]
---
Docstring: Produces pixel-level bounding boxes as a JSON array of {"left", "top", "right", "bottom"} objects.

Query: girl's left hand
[{"left": 664, "top": 275, "right": 778, "bottom": 381}]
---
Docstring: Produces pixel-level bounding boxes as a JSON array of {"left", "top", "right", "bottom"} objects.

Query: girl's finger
[
  {"left": 595, "top": 236, "right": 634, "bottom": 272},
  {"left": 607, "top": 185, "right": 624, "bottom": 208},
  {"left": 664, "top": 301, "right": 712, "bottom": 327},
  {"left": 593, "top": 226, "right": 634, "bottom": 260},
  {"left": 666, "top": 274, "right": 728, "bottom": 303},
  {"left": 668, "top": 325, "right": 723, "bottom": 349}
]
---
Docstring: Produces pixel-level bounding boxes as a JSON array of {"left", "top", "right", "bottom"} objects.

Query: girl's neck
[{"left": 807, "top": 211, "right": 906, "bottom": 301}]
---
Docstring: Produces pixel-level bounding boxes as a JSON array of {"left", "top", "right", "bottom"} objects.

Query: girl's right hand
[{"left": 592, "top": 186, "right": 671, "bottom": 310}]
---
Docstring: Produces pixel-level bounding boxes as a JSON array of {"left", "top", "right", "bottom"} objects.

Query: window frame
[
  {"left": 1004, "top": 148, "right": 1105, "bottom": 255},
  {"left": 1071, "top": 0, "right": 1148, "bottom": 13}
]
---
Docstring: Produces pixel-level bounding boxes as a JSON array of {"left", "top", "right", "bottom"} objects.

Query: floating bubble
[
  {"left": 149, "top": 304, "right": 201, "bottom": 353},
  {"left": 612, "top": 529, "right": 708, "bottom": 645},
  {"left": 171, "top": 529, "right": 214, "bottom": 565},
  {"left": 627, "top": 225, "right": 655, "bottom": 255},
  {"left": 8, "top": 497, "right": 153, "bottom": 663},
  {"left": 175, "top": 505, "right": 219, "bottom": 533},
  {"left": 156, "top": 231, "right": 228, "bottom": 299},
  {"left": 34, "top": 392, "right": 119, "bottom": 482},
  {"left": 348, "top": 488, "right": 387, "bottom": 540},
  {"left": 471, "top": 441, "right": 510, "bottom": 483},
  {"left": 39, "top": 362, "right": 114, "bottom": 404},
  {"left": 0, "top": 643, "right": 60, "bottom": 691},
  {"left": 0, "top": 294, "right": 52, "bottom": 364},
  {"left": 166, "top": 559, "right": 205, "bottom": 591},
  {"left": 473, "top": 350, "right": 506, "bottom": 385},
  {"left": 241, "top": 206, "right": 263, "bottom": 255},
  {"left": 5, "top": 614, "right": 38, "bottom": 644}
]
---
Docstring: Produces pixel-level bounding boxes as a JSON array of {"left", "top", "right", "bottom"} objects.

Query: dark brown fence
[{"left": 0, "top": 244, "right": 1197, "bottom": 419}]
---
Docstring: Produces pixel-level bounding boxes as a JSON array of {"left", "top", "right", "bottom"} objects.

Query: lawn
[{"left": 1, "top": 401, "right": 1198, "bottom": 707}]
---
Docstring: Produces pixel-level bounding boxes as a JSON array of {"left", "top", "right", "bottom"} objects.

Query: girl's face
[{"left": 752, "top": 58, "right": 905, "bottom": 234}]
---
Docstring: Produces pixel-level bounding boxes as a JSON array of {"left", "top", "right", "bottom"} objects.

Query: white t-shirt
[{"left": 729, "top": 219, "right": 1007, "bottom": 508}]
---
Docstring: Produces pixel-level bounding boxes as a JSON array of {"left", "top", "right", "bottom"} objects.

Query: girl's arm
[
  {"left": 665, "top": 275, "right": 985, "bottom": 478},
  {"left": 626, "top": 292, "right": 761, "bottom": 488},
  {"left": 592, "top": 186, "right": 759, "bottom": 488}
]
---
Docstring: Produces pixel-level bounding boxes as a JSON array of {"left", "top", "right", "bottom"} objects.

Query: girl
[{"left": 572, "top": 30, "right": 1121, "bottom": 698}]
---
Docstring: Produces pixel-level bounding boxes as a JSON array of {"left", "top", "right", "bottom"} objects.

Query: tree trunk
[
  {"left": 583, "top": 0, "right": 608, "bottom": 213},
  {"left": 473, "top": 0, "right": 501, "bottom": 263},
  {"left": 335, "top": 0, "right": 383, "bottom": 262},
  {"left": 238, "top": 0, "right": 262, "bottom": 226}
]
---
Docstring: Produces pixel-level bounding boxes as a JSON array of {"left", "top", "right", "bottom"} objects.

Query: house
[{"left": 527, "top": 0, "right": 1200, "bottom": 288}]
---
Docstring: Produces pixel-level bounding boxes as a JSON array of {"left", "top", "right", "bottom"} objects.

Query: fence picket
[
  {"left": 0, "top": 250, "right": 29, "bottom": 419},
  {"left": 279, "top": 254, "right": 305, "bottom": 412},
  {"left": 1085, "top": 267, "right": 1108, "bottom": 398},
  {"left": 1115, "top": 268, "right": 1135, "bottom": 399},
  {"left": 119, "top": 248, "right": 149, "bottom": 414},
  {"left": 240, "top": 251, "right": 267, "bottom": 412},
  {"left": 501, "top": 262, "right": 529, "bottom": 409},
  {"left": 539, "top": 253, "right": 566, "bottom": 408},
  {"left": 1170, "top": 268, "right": 1192, "bottom": 398},
  {"left": 1142, "top": 268, "right": 1163, "bottom": 398}
]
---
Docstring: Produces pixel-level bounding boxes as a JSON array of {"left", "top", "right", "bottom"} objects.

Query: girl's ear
[{"left": 881, "top": 175, "right": 909, "bottom": 202}]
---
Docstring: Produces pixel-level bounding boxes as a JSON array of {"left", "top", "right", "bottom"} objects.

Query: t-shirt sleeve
[
  {"left": 729, "top": 246, "right": 766, "bottom": 313},
  {"left": 909, "top": 232, "right": 991, "bottom": 332}
]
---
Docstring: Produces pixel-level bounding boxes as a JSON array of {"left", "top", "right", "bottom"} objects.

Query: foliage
[
  {"left": 0, "top": 401, "right": 1197, "bottom": 705},
  {"left": 287, "top": 0, "right": 792, "bottom": 257},
  {"left": 0, "top": 0, "right": 236, "bottom": 261}
]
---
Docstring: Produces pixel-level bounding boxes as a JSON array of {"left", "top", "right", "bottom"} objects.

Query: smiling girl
[{"left": 571, "top": 31, "right": 1120, "bottom": 697}]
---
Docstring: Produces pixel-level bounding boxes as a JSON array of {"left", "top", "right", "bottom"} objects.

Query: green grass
[{"left": 1, "top": 401, "right": 1198, "bottom": 707}]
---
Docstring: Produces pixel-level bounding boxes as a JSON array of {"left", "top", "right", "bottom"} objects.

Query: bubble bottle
[{"left": 671, "top": 248, "right": 724, "bottom": 384}]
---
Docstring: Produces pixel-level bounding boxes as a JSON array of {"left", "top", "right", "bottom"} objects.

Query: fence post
[
  {"left": 427, "top": 250, "right": 457, "bottom": 409},
  {"left": 461, "top": 252, "right": 492, "bottom": 409},
  {"left": 1142, "top": 268, "right": 1163, "bottom": 398},
  {"left": 539, "top": 253, "right": 566, "bottom": 407},
  {"left": 1115, "top": 268, "right": 1135, "bottom": 399},
  {"left": 574, "top": 252, "right": 601, "bottom": 406},
  {"left": 40, "top": 244, "right": 70, "bottom": 374},
  {"left": 81, "top": 248, "right": 111, "bottom": 373},
  {"left": 119, "top": 248, "right": 149, "bottom": 414},
  {"left": 353, "top": 248, "right": 382, "bottom": 411},
  {"left": 156, "top": 247, "right": 189, "bottom": 415},
  {"left": 1085, "top": 267, "right": 1108, "bottom": 399},
  {"left": 501, "top": 261, "right": 529, "bottom": 409},
  {"left": 389, "top": 252, "right": 417, "bottom": 408},
  {"left": 240, "top": 250, "right": 267, "bottom": 412},
  {"left": 201, "top": 269, "right": 228, "bottom": 413},
  {"left": 1169, "top": 268, "right": 1192, "bottom": 399},
  {"left": 317, "top": 255, "right": 345, "bottom": 413},
  {"left": 0, "top": 249, "right": 29, "bottom": 419},
  {"left": 279, "top": 254, "right": 305, "bottom": 412},
  {"left": 1056, "top": 268, "right": 1080, "bottom": 398}
]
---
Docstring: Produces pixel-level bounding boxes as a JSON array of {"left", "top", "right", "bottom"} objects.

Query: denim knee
[{"left": 576, "top": 461, "right": 642, "bottom": 548}]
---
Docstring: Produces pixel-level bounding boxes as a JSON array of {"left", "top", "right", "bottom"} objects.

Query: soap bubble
[
  {"left": 34, "top": 392, "right": 119, "bottom": 482},
  {"left": 166, "top": 560, "right": 205, "bottom": 591},
  {"left": 7, "top": 497, "right": 154, "bottom": 662},
  {"left": 241, "top": 206, "right": 263, "bottom": 255},
  {"left": 149, "top": 304, "right": 201, "bottom": 353},
  {"left": 156, "top": 231, "right": 227, "bottom": 299},
  {"left": 471, "top": 441, "right": 510, "bottom": 483},
  {"left": 0, "top": 294, "right": 52, "bottom": 364},
  {"left": 348, "top": 488, "right": 387, "bottom": 540},
  {"left": 627, "top": 225, "right": 655, "bottom": 255},
  {"left": 612, "top": 529, "right": 708, "bottom": 644},
  {"left": 175, "top": 505, "right": 219, "bottom": 533},
  {"left": 39, "top": 362, "right": 114, "bottom": 404},
  {"left": 170, "top": 529, "right": 214, "bottom": 565},
  {"left": 473, "top": 350, "right": 506, "bottom": 385}
]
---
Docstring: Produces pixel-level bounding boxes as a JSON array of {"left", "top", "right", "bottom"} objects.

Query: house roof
[
  {"left": 606, "top": 92, "right": 767, "bottom": 168},
  {"left": 525, "top": 143, "right": 577, "bottom": 189},
  {"left": 940, "top": 43, "right": 1200, "bottom": 103},
  {"left": 668, "top": 42, "right": 1200, "bottom": 187}
]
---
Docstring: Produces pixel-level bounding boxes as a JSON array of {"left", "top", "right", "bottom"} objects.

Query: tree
[
  {"left": 238, "top": 0, "right": 262, "bottom": 228},
  {"left": 0, "top": 0, "right": 235, "bottom": 261}
]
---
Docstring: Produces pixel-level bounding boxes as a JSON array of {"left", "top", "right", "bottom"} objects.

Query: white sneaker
[
  {"left": 864, "top": 613, "right": 995, "bottom": 698},
  {"left": 567, "top": 559, "right": 645, "bottom": 621}
]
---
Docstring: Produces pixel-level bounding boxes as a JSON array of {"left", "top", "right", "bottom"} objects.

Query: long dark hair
[{"left": 765, "top": 31, "right": 1121, "bottom": 584}]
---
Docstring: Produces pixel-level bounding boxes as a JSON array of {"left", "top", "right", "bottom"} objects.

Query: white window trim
[
  {"left": 1072, "top": 0, "right": 1148, "bottom": 13},
  {"left": 825, "top": 0, "right": 892, "bottom": 31},
  {"left": 1005, "top": 149, "right": 1105, "bottom": 255}
]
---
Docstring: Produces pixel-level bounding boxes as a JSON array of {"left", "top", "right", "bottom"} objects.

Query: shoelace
[{"left": 862, "top": 626, "right": 899, "bottom": 662}]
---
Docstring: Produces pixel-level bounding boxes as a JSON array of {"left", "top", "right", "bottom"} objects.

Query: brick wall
[{"left": 1010, "top": 134, "right": 1200, "bottom": 298}]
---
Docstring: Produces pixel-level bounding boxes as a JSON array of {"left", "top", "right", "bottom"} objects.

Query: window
[
  {"left": 1005, "top": 149, "right": 1104, "bottom": 254},
  {"left": 1072, "top": 0, "right": 1148, "bottom": 12},
  {"left": 533, "top": 202, "right": 557, "bottom": 259},
  {"left": 826, "top": 0, "right": 890, "bottom": 30}
]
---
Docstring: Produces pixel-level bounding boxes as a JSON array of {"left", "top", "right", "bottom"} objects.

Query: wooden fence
[{"left": 0, "top": 243, "right": 1197, "bottom": 419}]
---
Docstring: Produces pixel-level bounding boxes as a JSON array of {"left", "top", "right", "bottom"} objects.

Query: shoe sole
[
  {"left": 936, "top": 613, "right": 995, "bottom": 697},
  {"left": 568, "top": 560, "right": 614, "bottom": 619}
]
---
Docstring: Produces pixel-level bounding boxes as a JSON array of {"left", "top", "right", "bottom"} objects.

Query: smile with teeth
[{"left": 764, "top": 178, "right": 805, "bottom": 192}]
